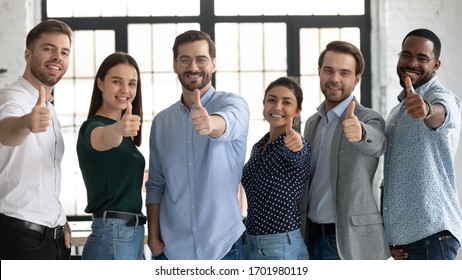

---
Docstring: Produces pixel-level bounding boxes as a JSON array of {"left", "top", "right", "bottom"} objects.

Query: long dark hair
[{"left": 87, "top": 52, "right": 143, "bottom": 146}]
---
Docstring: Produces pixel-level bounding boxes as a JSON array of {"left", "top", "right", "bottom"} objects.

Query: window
[{"left": 43, "top": 0, "right": 369, "bottom": 216}]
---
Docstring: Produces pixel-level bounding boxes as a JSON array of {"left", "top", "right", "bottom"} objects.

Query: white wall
[{"left": 0, "top": 0, "right": 40, "bottom": 87}]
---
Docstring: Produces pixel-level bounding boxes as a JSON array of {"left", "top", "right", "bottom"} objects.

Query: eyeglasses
[
  {"left": 398, "top": 52, "right": 436, "bottom": 65},
  {"left": 176, "top": 56, "right": 210, "bottom": 68}
]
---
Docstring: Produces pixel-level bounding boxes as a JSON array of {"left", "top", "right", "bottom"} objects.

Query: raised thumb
[
  {"left": 346, "top": 101, "right": 355, "bottom": 119},
  {"left": 36, "top": 85, "right": 46, "bottom": 107},
  {"left": 124, "top": 101, "right": 132, "bottom": 116}
]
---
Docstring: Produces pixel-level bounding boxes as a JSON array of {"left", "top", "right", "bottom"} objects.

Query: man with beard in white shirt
[{"left": 0, "top": 19, "right": 73, "bottom": 260}]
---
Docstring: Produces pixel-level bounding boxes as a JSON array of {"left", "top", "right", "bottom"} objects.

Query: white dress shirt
[{"left": 0, "top": 77, "right": 66, "bottom": 227}]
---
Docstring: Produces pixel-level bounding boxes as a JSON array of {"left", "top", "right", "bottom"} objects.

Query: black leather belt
[
  {"left": 0, "top": 213, "right": 65, "bottom": 239},
  {"left": 92, "top": 211, "right": 146, "bottom": 226},
  {"left": 311, "top": 222, "right": 336, "bottom": 235}
]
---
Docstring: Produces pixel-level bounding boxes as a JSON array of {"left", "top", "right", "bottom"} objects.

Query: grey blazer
[{"left": 301, "top": 98, "right": 391, "bottom": 260}]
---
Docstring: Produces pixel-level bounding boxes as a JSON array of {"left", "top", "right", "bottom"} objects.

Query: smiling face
[
  {"left": 97, "top": 63, "right": 138, "bottom": 119},
  {"left": 397, "top": 35, "right": 440, "bottom": 89},
  {"left": 25, "top": 32, "right": 71, "bottom": 87},
  {"left": 319, "top": 51, "right": 360, "bottom": 112},
  {"left": 263, "top": 85, "right": 300, "bottom": 134},
  {"left": 174, "top": 39, "right": 216, "bottom": 92}
]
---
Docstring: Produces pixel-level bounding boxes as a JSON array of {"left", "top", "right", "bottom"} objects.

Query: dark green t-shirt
[{"left": 76, "top": 115, "right": 145, "bottom": 214}]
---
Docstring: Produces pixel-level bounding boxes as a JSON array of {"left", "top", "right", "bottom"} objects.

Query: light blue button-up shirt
[
  {"left": 307, "top": 95, "right": 354, "bottom": 224},
  {"left": 145, "top": 86, "right": 249, "bottom": 259},
  {"left": 383, "top": 76, "right": 462, "bottom": 245}
]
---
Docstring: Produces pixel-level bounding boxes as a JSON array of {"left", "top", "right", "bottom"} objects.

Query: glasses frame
[
  {"left": 176, "top": 55, "right": 211, "bottom": 68},
  {"left": 398, "top": 52, "right": 436, "bottom": 65}
]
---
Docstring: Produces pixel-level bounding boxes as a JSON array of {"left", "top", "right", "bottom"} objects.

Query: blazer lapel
[{"left": 304, "top": 115, "right": 321, "bottom": 143}]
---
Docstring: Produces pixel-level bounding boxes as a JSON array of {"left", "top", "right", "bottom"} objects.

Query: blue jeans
[
  {"left": 244, "top": 229, "right": 309, "bottom": 260},
  {"left": 152, "top": 236, "right": 244, "bottom": 260},
  {"left": 395, "top": 230, "right": 460, "bottom": 260},
  {"left": 221, "top": 236, "right": 244, "bottom": 260},
  {"left": 82, "top": 214, "right": 145, "bottom": 260},
  {"left": 307, "top": 228, "right": 340, "bottom": 260}
]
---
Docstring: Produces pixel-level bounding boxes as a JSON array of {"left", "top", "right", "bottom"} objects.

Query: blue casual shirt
[
  {"left": 145, "top": 86, "right": 249, "bottom": 260},
  {"left": 242, "top": 133, "right": 310, "bottom": 235},
  {"left": 383, "top": 76, "right": 462, "bottom": 245}
]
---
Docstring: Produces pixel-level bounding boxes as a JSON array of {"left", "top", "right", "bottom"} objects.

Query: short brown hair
[
  {"left": 172, "top": 30, "right": 216, "bottom": 60},
  {"left": 318, "top": 41, "right": 364, "bottom": 76},
  {"left": 26, "top": 19, "right": 73, "bottom": 50}
]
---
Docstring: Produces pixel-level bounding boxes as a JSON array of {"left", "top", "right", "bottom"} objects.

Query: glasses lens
[
  {"left": 399, "top": 53, "right": 412, "bottom": 61},
  {"left": 179, "top": 57, "right": 192, "bottom": 67},
  {"left": 196, "top": 57, "right": 209, "bottom": 67},
  {"left": 177, "top": 56, "right": 209, "bottom": 67},
  {"left": 417, "top": 57, "right": 430, "bottom": 63},
  {"left": 399, "top": 53, "right": 432, "bottom": 64}
]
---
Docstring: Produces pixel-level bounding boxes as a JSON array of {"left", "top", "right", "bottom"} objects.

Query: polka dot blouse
[{"left": 242, "top": 132, "right": 311, "bottom": 235}]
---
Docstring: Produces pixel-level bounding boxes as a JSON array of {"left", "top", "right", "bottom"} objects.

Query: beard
[
  {"left": 30, "top": 59, "right": 65, "bottom": 87},
  {"left": 177, "top": 71, "right": 212, "bottom": 91}
]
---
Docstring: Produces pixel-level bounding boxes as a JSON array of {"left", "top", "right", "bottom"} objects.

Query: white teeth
[
  {"left": 48, "top": 66, "right": 59, "bottom": 71},
  {"left": 116, "top": 97, "right": 129, "bottom": 101},
  {"left": 271, "top": 114, "right": 283, "bottom": 118}
]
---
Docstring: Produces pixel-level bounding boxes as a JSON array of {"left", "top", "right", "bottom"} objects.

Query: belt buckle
[{"left": 53, "top": 226, "right": 64, "bottom": 239}]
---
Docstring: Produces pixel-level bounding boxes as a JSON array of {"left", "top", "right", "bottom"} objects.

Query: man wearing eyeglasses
[
  {"left": 145, "top": 30, "right": 250, "bottom": 260},
  {"left": 383, "top": 28, "right": 462, "bottom": 259}
]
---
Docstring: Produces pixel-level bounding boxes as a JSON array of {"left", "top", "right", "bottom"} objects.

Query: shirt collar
[
  {"left": 198, "top": 86, "right": 215, "bottom": 108},
  {"left": 317, "top": 94, "right": 354, "bottom": 118},
  {"left": 259, "top": 132, "right": 285, "bottom": 146},
  {"left": 397, "top": 76, "right": 438, "bottom": 102},
  {"left": 180, "top": 86, "right": 216, "bottom": 113},
  {"left": 18, "top": 76, "right": 55, "bottom": 103}
]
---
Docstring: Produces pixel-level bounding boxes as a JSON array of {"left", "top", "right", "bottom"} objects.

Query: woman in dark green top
[{"left": 76, "top": 52, "right": 145, "bottom": 259}]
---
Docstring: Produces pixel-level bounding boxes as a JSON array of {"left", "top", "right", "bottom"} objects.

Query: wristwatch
[{"left": 423, "top": 99, "right": 433, "bottom": 119}]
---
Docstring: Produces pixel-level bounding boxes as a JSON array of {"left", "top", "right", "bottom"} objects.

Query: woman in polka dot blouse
[{"left": 241, "top": 77, "right": 311, "bottom": 260}]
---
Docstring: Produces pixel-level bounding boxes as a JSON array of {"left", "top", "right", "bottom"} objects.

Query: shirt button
[{"left": 188, "top": 162, "right": 192, "bottom": 165}]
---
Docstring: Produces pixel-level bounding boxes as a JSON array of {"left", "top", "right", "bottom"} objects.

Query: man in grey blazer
[{"left": 301, "top": 41, "right": 390, "bottom": 260}]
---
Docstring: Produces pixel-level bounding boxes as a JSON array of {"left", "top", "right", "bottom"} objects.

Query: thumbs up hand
[
  {"left": 117, "top": 102, "right": 141, "bottom": 137},
  {"left": 403, "top": 77, "right": 428, "bottom": 120},
  {"left": 284, "top": 117, "right": 303, "bottom": 152},
  {"left": 342, "top": 101, "right": 363, "bottom": 142},
  {"left": 27, "top": 85, "right": 51, "bottom": 133},
  {"left": 191, "top": 89, "right": 213, "bottom": 135}
]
